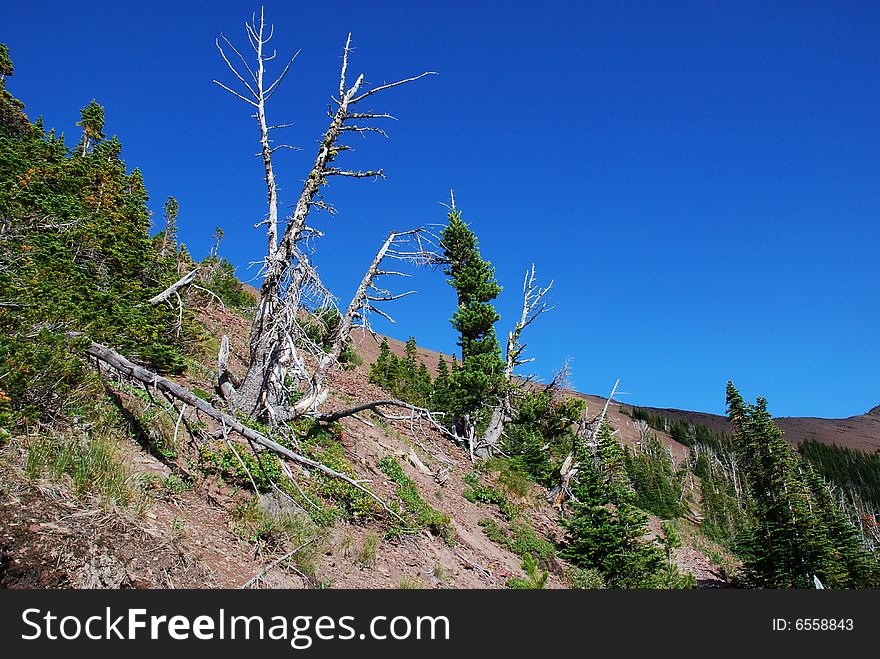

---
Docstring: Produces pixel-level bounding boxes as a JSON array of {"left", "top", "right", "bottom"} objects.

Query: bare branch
[
  {"left": 346, "top": 112, "right": 397, "bottom": 120},
  {"left": 323, "top": 168, "right": 385, "bottom": 179},
  {"left": 338, "top": 33, "right": 354, "bottom": 102},
  {"left": 148, "top": 269, "right": 199, "bottom": 305},
  {"left": 264, "top": 50, "right": 300, "bottom": 100},
  {"left": 350, "top": 71, "right": 438, "bottom": 105},
  {"left": 216, "top": 36, "right": 259, "bottom": 96},
  {"left": 365, "top": 290, "right": 416, "bottom": 302},
  {"left": 212, "top": 79, "right": 258, "bottom": 107}
]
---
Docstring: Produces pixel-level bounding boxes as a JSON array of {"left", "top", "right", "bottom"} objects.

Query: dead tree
[
  {"left": 213, "top": 10, "right": 435, "bottom": 422},
  {"left": 474, "top": 264, "right": 554, "bottom": 459},
  {"left": 548, "top": 378, "right": 620, "bottom": 508},
  {"left": 287, "top": 228, "right": 434, "bottom": 418}
]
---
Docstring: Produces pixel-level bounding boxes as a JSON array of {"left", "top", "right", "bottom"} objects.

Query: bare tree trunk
[
  {"left": 215, "top": 19, "right": 434, "bottom": 422},
  {"left": 474, "top": 264, "right": 554, "bottom": 458}
]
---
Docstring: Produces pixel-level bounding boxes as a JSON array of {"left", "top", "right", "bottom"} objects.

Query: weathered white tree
[
  {"left": 473, "top": 264, "right": 555, "bottom": 459},
  {"left": 64, "top": 12, "right": 441, "bottom": 533},
  {"left": 212, "top": 9, "right": 435, "bottom": 423}
]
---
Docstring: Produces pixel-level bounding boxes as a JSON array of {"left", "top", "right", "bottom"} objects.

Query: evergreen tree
[
  {"left": 623, "top": 434, "right": 686, "bottom": 519},
  {"left": 210, "top": 226, "right": 224, "bottom": 258},
  {"left": 157, "top": 196, "right": 179, "bottom": 259},
  {"left": 0, "top": 43, "right": 13, "bottom": 84},
  {"left": 0, "top": 51, "right": 189, "bottom": 426},
  {"left": 727, "top": 382, "right": 879, "bottom": 588},
  {"left": 76, "top": 99, "right": 105, "bottom": 156},
  {"left": 369, "top": 338, "right": 397, "bottom": 390},
  {"left": 0, "top": 43, "right": 35, "bottom": 137},
  {"left": 402, "top": 336, "right": 419, "bottom": 374},
  {"left": 368, "top": 336, "right": 432, "bottom": 406},
  {"left": 506, "top": 390, "right": 584, "bottom": 486},
  {"left": 561, "top": 424, "right": 674, "bottom": 588},
  {"left": 438, "top": 207, "right": 505, "bottom": 433},
  {"left": 431, "top": 356, "right": 451, "bottom": 412}
]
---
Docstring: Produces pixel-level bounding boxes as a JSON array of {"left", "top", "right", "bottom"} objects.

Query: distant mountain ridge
[
  {"left": 351, "top": 329, "right": 880, "bottom": 455},
  {"left": 626, "top": 403, "right": 880, "bottom": 454}
]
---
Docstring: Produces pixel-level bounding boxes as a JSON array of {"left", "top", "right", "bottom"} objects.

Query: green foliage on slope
[{"left": 0, "top": 45, "right": 195, "bottom": 428}]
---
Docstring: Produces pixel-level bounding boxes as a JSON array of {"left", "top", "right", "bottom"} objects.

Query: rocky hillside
[{"left": 0, "top": 303, "right": 727, "bottom": 589}]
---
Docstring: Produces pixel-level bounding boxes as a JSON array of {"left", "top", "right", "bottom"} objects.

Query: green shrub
[
  {"left": 478, "top": 517, "right": 556, "bottom": 566},
  {"left": 378, "top": 455, "right": 454, "bottom": 543},
  {"left": 463, "top": 472, "right": 520, "bottom": 522},
  {"left": 200, "top": 443, "right": 283, "bottom": 492},
  {"left": 305, "top": 440, "right": 377, "bottom": 521},
  {"left": 504, "top": 392, "right": 585, "bottom": 486},
  {"left": 199, "top": 256, "right": 257, "bottom": 309},
  {"left": 507, "top": 553, "right": 548, "bottom": 589},
  {"left": 567, "top": 566, "right": 606, "bottom": 589}
]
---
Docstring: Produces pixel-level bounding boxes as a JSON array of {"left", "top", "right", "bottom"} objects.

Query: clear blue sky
[{"left": 4, "top": 1, "right": 878, "bottom": 418}]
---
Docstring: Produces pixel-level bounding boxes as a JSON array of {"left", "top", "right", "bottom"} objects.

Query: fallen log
[{"left": 81, "top": 339, "right": 406, "bottom": 525}]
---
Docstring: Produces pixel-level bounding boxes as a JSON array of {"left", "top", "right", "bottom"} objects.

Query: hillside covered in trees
[{"left": 1, "top": 13, "right": 878, "bottom": 591}]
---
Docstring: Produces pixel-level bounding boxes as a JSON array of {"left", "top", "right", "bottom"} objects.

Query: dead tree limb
[
  {"left": 81, "top": 338, "right": 407, "bottom": 525},
  {"left": 289, "top": 229, "right": 429, "bottom": 417},
  {"left": 475, "top": 264, "right": 555, "bottom": 459},
  {"left": 214, "top": 8, "right": 297, "bottom": 261},
  {"left": 148, "top": 268, "right": 199, "bottom": 305}
]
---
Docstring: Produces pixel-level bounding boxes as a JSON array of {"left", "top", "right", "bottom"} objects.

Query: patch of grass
[
  {"left": 110, "top": 385, "right": 182, "bottom": 461},
  {"left": 378, "top": 456, "right": 454, "bottom": 544},
  {"left": 479, "top": 458, "right": 533, "bottom": 499},
  {"left": 24, "top": 432, "right": 142, "bottom": 509},
  {"left": 162, "top": 473, "right": 193, "bottom": 495},
  {"left": 433, "top": 564, "right": 451, "bottom": 585},
  {"left": 463, "top": 472, "right": 520, "bottom": 522},
  {"left": 398, "top": 576, "right": 423, "bottom": 589},
  {"left": 230, "top": 496, "right": 320, "bottom": 570},
  {"left": 338, "top": 533, "right": 354, "bottom": 558},
  {"left": 478, "top": 517, "right": 556, "bottom": 567},
  {"left": 169, "top": 517, "right": 188, "bottom": 545},
  {"left": 191, "top": 387, "right": 213, "bottom": 402},
  {"left": 358, "top": 532, "right": 380, "bottom": 568}
]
